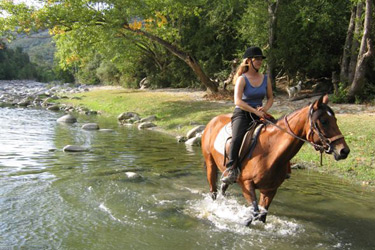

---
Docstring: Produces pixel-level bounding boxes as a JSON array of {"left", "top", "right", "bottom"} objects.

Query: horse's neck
[
  {"left": 271, "top": 106, "right": 310, "bottom": 161},
  {"left": 279, "top": 106, "right": 310, "bottom": 138}
]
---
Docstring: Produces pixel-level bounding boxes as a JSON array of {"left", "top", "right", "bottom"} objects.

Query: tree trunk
[
  {"left": 332, "top": 71, "right": 339, "bottom": 95},
  {"left": 123, "top": 27, "right": 218, "bottom": 93},
  {"left": 348, "top": 0, "right": 374, "bottom": 100},
  {"left": 267, "top": 0, "right": 280, "bottom": 90},
  {"left": 348, "top": 2, "right": 364, "bottom": 84},
  {"left": 340, "top": 5, "right": 356, "bottom": 84}
]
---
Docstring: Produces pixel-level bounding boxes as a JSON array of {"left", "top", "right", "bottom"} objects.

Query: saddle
[{"left": 223, "top": 122, "right": 264, "bottom": 167}]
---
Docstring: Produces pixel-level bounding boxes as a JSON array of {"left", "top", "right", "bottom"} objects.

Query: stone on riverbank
[
  {"left": 140, "top": 115, "right": 157, "bottom": 123},
  {"left": 57, "top": 114, "right": 77, "bottom": 123},
  {"left": 186, "top": 125, "right": 205, "bottom": 139},
  {"left": 185, "top": 136, "right": 201, "bottom": 146},
  {"left": 138, "top": 122, "right": 156, "bottom": 129},
  {"left": 47, "top": 105, "right": 60, "bottom": 111},
  {"left": 117, "top": 112, "right": 141, "bottom": 124},
  {"left": 82, "top": 123, "right": 100, "bottom": 130},
  {"left": 63, "top": 145, "right": 88, "bottom": 152},
  {"left": 17, "top": 98, "right": 31, "bottom": 107}
]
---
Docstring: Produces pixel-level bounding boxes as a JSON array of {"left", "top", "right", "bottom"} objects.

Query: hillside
[{"left": 8, "top": 30, "right": 55, "bottom": 67}]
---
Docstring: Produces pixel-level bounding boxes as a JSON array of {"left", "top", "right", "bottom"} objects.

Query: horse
[{"left": 201, "top": 94, "right": 350, "bottom": 225}]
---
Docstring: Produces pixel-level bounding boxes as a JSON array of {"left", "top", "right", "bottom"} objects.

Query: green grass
[
  {"left": 57, "top": 89, "right": 233, "bottom": 135},
  {"left": 57, "top": 89, "right": 375, "bottom": 186},
  {"left": 293, "top": 114, "right": 375, "bottom": 186}
]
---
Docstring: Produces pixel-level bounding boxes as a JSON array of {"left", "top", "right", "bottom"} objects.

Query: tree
[
  {"left": 347, "top": 0, "right": 374, "bottom": 100},
  {"left": 0, "top": 0, "right": 219, "bottom": 92},
  {"left": 267, "top": 0, "right": 281, "bottom": 89}
]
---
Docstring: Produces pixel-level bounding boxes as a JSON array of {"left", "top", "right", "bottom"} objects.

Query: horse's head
[{"left": 307, "top": 94, "right": 350, "bottom": 160}]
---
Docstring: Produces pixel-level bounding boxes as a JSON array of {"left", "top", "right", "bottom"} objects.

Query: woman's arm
[{"left": 261, "top": 76, "right": 274, "bottom": 112}]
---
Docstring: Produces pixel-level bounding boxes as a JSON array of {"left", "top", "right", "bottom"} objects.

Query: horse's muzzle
[{"left": 334, "top": 147, "right": 350, "bottom": 160}]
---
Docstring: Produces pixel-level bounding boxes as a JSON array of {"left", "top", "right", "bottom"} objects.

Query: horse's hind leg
[{"left": 205, "top": 155, "right": 218, "bottom": 200}]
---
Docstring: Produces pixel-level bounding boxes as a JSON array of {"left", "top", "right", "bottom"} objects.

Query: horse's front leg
[
  {"left": 258, "top": 189, "right": 278, "bottom": 223},
  {"left": 239, "top": 180, "right": 259, "bottom": 226}
]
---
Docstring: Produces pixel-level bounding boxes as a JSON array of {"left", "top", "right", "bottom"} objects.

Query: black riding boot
[{"left": 221, "top": 161, "right": 240, "bottom": 184}]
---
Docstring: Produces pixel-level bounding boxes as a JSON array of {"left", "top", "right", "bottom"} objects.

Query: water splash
[{"left": 185, "top": 193, "right": 303, "bottom": 237}]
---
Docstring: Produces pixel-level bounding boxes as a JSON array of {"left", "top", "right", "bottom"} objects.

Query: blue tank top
[{"left": 239, "top": 74, "right": 268, "bottom": 108}]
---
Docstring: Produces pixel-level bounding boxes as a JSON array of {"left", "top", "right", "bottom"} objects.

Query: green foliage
[
  {"left": 331, "top": 83, "right": 349, "bottom": 103},
  {"left": 237, "top": 0, "right": 268, "bottom": 48},
  {"left": 96, "top": 61, "right": 121, "bottom": 85},
  {"left": 0, "top": 46, "right": 38, "bottom": 80},
  {"left": 0, "top": 0, "right": 373, "bottom": 99},
  {"left": 274, "top": 0, "right": 351, "bottom": 78}
]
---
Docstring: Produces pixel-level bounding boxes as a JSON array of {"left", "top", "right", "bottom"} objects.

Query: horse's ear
[{"left": 312, "top": 94, "right": 328, "bottom": 110}]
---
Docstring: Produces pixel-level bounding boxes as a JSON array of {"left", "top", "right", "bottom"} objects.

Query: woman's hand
[{"left": 256, "top": 107, "right": 266, "bottom": 118}]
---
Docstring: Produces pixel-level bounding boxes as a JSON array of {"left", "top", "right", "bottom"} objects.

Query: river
[{"left": 0, "top": 107, "right": 374, "bottom": 250}]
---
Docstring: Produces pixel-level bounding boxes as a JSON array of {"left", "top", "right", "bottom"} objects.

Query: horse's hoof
[
  {"left": 211, "top": 192, "right": 217, "bottom": 200},
  {"left": 244, "top": 217, "right": 253, "bottom": 227},
  {"left": 259, "top": 213, "right": 267, "bottom": 223}
]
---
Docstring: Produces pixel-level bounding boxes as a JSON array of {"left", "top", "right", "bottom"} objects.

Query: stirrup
[{"left": 221, "top": 166, "right": 239, "bottom": 184}]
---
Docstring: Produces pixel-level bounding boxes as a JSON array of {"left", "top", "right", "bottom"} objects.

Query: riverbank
[
  {"left": 1, "top": 80, "right": 374, "bottom": 188},
  {"left": 51, "top": 85, "right": 375, "bottom": 188}
]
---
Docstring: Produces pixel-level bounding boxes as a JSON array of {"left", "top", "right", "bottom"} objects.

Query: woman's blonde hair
[{"left": 232, "top": 58, "right": 249, "bottom": 85}]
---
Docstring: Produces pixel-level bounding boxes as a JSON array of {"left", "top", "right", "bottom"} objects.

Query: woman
[{"left": 221, "top": 46, "right": 274, "bottom": 184}]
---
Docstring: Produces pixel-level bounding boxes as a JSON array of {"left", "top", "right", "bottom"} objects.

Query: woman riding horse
[
  {"left": 222, "top": 46, "right": 274, "bottom": 185},
  {"left": 201, "top": 94, "right": 350, "bottom": 225}
]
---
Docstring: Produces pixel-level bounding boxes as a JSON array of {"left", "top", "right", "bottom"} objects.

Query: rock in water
[
  {"left": 57, "top": 114, "right": 77, "bottom": 123},
  {"left": 63, "top": 145, "right": 88, "bottom": 152},
  {"left": 82, "top": 123, "right": 100, "bottom": 130}
]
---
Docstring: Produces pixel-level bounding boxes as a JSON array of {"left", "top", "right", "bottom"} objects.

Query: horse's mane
[{"left": 265, "top": 102, "right": 335, "bottom": 128}]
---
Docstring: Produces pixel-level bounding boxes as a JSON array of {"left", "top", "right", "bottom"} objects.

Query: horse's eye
[{"left": 320, "top": 118, "right": 328, "bottom": 126}]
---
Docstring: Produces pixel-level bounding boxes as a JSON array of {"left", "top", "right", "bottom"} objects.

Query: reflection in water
[{"left": 0, "top": 107, "right": 374, "bottom": 249}]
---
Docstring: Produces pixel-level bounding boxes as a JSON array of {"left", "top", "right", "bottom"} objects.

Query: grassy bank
[{"left": 57, "top": 88, "right": 375, "bottom": 187}]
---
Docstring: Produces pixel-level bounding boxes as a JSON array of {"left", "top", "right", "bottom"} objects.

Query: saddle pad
[
  {"left": 213, "top": 122, "right": 264, "bottom": 156},
  {"left": 213, "top": 123, "right": 232, "bottom": 155}
]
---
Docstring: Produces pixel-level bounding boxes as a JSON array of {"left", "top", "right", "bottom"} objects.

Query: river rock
[
  {"left": 63, "top": 145, "right": 88, "bottom": 152},
  {"left": 138, "top": 122, "right": 156, "bottom": 129},
  {"left": 41, "top": 98, "right": 54, "bottom": 107},
  {"left": 117, "top": 112, "right": 141, "bottom": 124},
  {"left": 57, "top": 114, "right": 77, "bottom": 123},
  {"left": 17, "top": 98, "right": 31, "bottom": 107},
  {"left": 176, "top": 135, "right": 187, "bottom": 143},
  {"left": 140, "top": 115, "right": 157, "bottom": 123},
  {"left": 82, "top": 123, "right": 100, "bottom": 130},
  {"left": 186, "top": 125, "right": 206, "bottom": 139},
  {"left": 47, "top": 105, "right": 60, "bottom": 111},
  {"left": 125, "top": 172, "right": 141, "bottom": 179},
  {"left": 99, "top": 129, "right": 115, "bottom": 132},
  {"left": 185, "top": 136, "right": 201, "bottom": 146}
]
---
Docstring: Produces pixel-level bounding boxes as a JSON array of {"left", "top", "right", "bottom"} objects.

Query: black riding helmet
[
  {"left": 243, "top": 46, "right": 266, "bottom": 72},
  {"left": 243, "top": 46, "right": 266, "bottom": 59}
]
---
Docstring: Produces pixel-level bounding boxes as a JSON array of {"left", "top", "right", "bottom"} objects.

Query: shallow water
[{"left": 0, "top": 107, "right": 374, "bottom": 249}]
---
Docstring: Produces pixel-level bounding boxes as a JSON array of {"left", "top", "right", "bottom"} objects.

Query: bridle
[
  {"left": 305, "top": 105, "right": 344, "bottom": 154},
  {"left": 264, "top": 103, "right": 344, "bottom": 162}
]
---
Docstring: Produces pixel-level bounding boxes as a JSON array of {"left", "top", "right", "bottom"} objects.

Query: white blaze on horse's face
[{"left": 327, "top": 111, "right": 333, "bottom": 117}]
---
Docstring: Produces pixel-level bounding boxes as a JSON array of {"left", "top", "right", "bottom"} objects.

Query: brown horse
[{"left": 201, "top": 94, "right": 350, "bottom": 225}]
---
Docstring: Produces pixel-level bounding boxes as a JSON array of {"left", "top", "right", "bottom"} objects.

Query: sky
[
  {"left": 14, "top": 0, "right": 43, "bottom": 7},
  {"left": 1, "top": 0, "right": 43, "bottom": 17}
]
